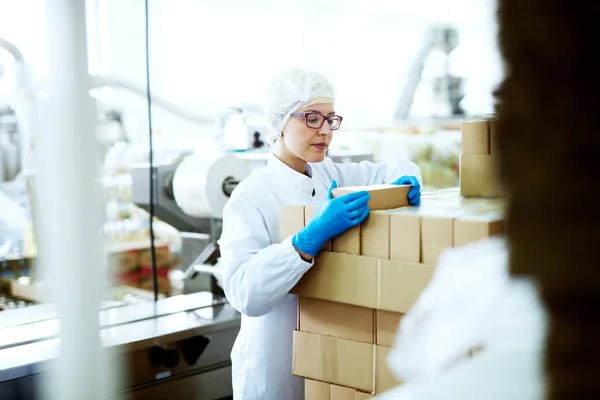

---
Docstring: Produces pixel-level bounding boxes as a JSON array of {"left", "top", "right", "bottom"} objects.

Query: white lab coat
[
  {"left": 219, "top": 153, "right": 422, "bottom": 400},
  {"left": 376, "top": 238, "right": 547, "bottom": 400}
]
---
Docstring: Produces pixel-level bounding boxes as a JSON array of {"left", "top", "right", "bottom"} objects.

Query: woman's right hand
[{"left": 292, "top": 180, "right": 371, "bottom": 257}]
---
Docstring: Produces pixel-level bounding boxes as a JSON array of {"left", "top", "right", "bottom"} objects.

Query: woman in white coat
[{"left": 219, "top": 68, "right": 423, "bottom": 400}]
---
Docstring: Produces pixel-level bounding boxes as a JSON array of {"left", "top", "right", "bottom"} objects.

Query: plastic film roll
[{"left": 172, "top": 153, "right": 251, "bottom": 219}]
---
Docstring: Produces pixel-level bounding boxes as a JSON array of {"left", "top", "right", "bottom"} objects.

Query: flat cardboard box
[
  {"left": 389, "top": 208, "right": 421, "bottom": 263},
  {"left": 453, "top": 213, "right": 504, "bottom": 247},
  {"left": 461, "top": 120, "right": 490, "bottom": 155},
  {"left": 361, "top": 211, "right": 390, "bottom": 259},
  {"left": 299, "top": 297, "right": 376, "bottom": 343},
  {"left": 333, "top": 226, "right": 361, "bottom": 255},
  {"left": 332, "top": 184, "right": 411, "bottom": 210},
  {"left": 293, "top": 330, "right": 376, "bottom": 393},
  {"left": 459, "top": 155, "right": 504, "bottom": 198},
  {"left": 355, "top": 393, "right": 374, "bottom": 400},
  {"left": 306, "top": 379, "right": 329, "bottom": 400},
  {"left": 280, "top": 205, "right": 305, "bottom": 242},
  {"left": 376, "top": 346, "right": 401, "bottom": 393},
  {"left": 291, "top": 252, "right": 378, "bottom": 309},
  {"left": 376, "top": 310, "right": 403, "bottom": 347},
  {"left": 305, "top": 205, "right": 333, "bottom": 251},
  {"left": 489, "top": 120, "right": 499, "bottom": 155},
  {"left": 377, "top": 259, "right": 435, "bottom": 313}
]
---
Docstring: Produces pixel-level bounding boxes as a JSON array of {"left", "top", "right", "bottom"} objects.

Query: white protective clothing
[
  {"left": 264, "top": 68, "right": 335, "bottom": 146},
  {"left": 219, "top": 153, "right": 422, "bottom": 400},
  {"left": 376, "top": 238, "right": 547, "bottom": 399}
]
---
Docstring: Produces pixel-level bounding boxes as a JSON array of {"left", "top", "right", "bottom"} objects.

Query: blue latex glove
[
  {"left": 392, "top": 175, "right": 421, "bottom": 206},
  {"left": 292, "top": 180, "right": 371, "bottom": 257}
]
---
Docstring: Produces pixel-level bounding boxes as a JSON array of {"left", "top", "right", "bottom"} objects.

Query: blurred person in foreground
[{"left": 376, "top": 1, "right": 600, "bottom": 399}]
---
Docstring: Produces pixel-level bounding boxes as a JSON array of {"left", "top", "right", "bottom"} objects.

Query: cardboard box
[
  {"left": 305, "top": 205, "right": 333, "bottom": 251},
  {"left": 280, "top": 205, "right": 305, "bottom": 242},
  {"left": 304, "top": 380, "right": 374, "bottom": 400},
  {"left": 461, "top": 121, "right": 490, "bottom": 155},
  {"left": 376, "top": 310, "right": 403, "bottom": 347},
  {"left": 459, "top": 155, "right": 503, "bottom": 198},
  {"left": 330, "top": 384, "right": 359, "bottom": 400},
  {"left": 291, "top": 252, "right": 378, "bottom": 309},
  {"left": 489, "top": 120, "right": 499, "bottom": 155},
  {"left": 299, "top": 297, "right": 376, "bottom": 343},
  {"left": 306, "top": 379, "right": 329, "bottom": 400},
  {"left": 377, "top": 259, "right": 435, "bottom": 313},
  {"left": 332, "top": 184, "right": 411, "bottom": 210},
  {"left": 421, "top": 215, "right": 454, "bottom": 264},
  {"left": 293, "top": 331, "right": 376, "bottom": 393},
  {"left": 333, "top": 226, "right": 361, "bottom": 255},
  {"left": 376, "top": 346, "right": 401, "bottom": 393},
  {"left": 389, "top": 209, "right": 421, "bottom": 263},
  {"left": 453, "top": 213, "right": 504, "bottom": 247},
  {"left": 361, "top": 211, "right": 390, "bottom": 259}
]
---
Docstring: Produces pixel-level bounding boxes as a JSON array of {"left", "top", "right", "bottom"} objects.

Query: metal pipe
[
  {"left": 37, "top": 1, "right": 115, "bottom": 399},
  {"left": 0, "top": 37, "right": 25, "bottom": 62}
]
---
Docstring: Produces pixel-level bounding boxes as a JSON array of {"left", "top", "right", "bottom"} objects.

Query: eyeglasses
[{"left": 290, "top": 112, "right": 343, "bottom": 130}]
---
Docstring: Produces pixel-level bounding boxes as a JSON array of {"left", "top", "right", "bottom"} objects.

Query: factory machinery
[
  {"left": 0, "top": 149, "right": 373, "bottom": 400},
  {"left": 0, "top": 9, "right": 375, "bottom": 397}
]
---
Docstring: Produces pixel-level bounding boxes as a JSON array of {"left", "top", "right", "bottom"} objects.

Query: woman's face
[{"left": 281, "top": 102, "right": 336, "bottom": 164}]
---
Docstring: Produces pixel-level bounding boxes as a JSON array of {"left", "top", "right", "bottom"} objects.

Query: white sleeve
[
  {"left": 329, "top": 157, "right": 423, "bottom": 188},
  {"left": 219, "top": 194, "right": 313, "bottom": 318}
]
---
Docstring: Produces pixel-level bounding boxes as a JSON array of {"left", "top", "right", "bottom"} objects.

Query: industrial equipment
[
  {"left": 395, "top": 24, "right": 465, "bottom": 120},
  {"left": 0, "top": 292, "right": 240, "bottom": 400}
]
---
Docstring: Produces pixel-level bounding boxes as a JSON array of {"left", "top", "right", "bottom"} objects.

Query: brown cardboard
[
  {"left": 306, "top": 379, "right": 330, "bottom": 400},
  {"left": 454, "top": 213, "right": 504, "bottom": 247},
  {"left": 293, "top": 330, "right": 376, "bottom": 393},
  {"left": 330, "top": 385, "right": 357, "bottom": 400},
  {"left": 489, "top": 120, "right": 499, "bottom": 155},
  {"left": 421, "top": 215, "right": 454, "bottom": 264},
  {"left": 361, "top": 211, "right": 390, "bottom": 259},
  {"left": 376, "top": 311, "right": 404, "bottom": 347},
  {"left": 461, "top": 121, "right": 490, "bottom": 155},
  {"left": 459, "top": 155, "right": 504, "bottom": 198},
  {"left": 389, "top": 209, "right": 421, "bottom": 263},
  {"left": 332, "top": 184, "right": 411, "bottom": 210},
  {"left": 305, "top": 205, "right": 333, "bottom": 251},
  {"left": 299, "top": 297, "right": 376, "bottom": 343},
  {"left": 291, "top": 252, "right": 378, "bottom": 309},
  {"left": 333, "top": 226, "right": 361, "bottom": 255},
  {"left": 355, "top": 393, "right": 374, "bottom": 400},
  {"left": 280, "top": 205, "right": 305, "bottom": 242},
  {"left": 376, "top": 346, "right": 401, "bottom": 393},
  {"left": 377, "top": 259, "right": 435, "bottom": 313}
]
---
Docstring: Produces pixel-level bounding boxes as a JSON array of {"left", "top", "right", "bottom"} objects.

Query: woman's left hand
[{"left": 392, "top": 175, "right": 421, "bottom": 206}]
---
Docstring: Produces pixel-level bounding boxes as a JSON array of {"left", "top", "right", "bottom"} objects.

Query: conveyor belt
[{"left": 0, "top": 292, "right": 228, "bottom": 350}]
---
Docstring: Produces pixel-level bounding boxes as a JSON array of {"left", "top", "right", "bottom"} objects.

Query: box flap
[
  {"left": 291, "top": 252, "right": 378, "bottom": 309},
  {"left": 299, "top": 297, "right": 375, "bottom": 343}
]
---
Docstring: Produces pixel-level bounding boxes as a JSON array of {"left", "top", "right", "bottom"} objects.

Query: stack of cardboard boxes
[
  {"left": 280, "top": 184, "right": 504, "bottom": 399},
  {"left": 459, "top": 119, "right": 503, "bottom": 197}
]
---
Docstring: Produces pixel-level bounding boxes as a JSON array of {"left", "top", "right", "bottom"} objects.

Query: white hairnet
[{"left": 264, "top": 68, "right": 335, "bottom": 146}]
